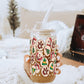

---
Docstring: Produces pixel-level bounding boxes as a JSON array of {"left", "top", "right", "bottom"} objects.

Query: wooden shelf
[{"left": 62, "top": 57, "right": 84, "bottom": 67}]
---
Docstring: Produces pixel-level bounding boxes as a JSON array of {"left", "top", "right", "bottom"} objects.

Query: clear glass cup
[{"left": 24, "top": 28, "right": 62, "bottom": 84}]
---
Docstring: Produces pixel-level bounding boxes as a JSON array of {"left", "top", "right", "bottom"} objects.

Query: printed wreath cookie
[
  {"left": 30, "top": 37, "right": 37, "bottom": 45},
  {"left": 46, "top": 37, "right": 52, "bottom": 47},
  {"left": 44, "top": 46, "right": 51, "bottom": 56},
  {"left": 49, "top": 62, "right": 54, "bottom": 72},
  {"left": 36, "top": 51, "right": 43, "bottom": 62},
  {"left": 41, "top": 66, "right": 49, "bottom": 77},
  {"left": 40, "top": 57, "right": 48, "bottom": 66},
  {"left": 37, "top": 40, "right": 44, "bottom": 50}
]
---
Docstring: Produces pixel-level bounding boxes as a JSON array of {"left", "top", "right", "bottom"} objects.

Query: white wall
[{"left": 0, "top": 0, "right": 84, "bottom": 17}]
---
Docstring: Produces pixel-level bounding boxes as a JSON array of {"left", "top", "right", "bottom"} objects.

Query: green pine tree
[
  {"left": 50, "top": 63, "right": 53, "bottom": 70},
  {"left": 46, "top": 49, "right": 50, "bottom": 54},
  {"left": 32, "top": 47, "right": 35, "bottom": 53},
  {"left": 8, "top": 0, "right": 20, "bottom": 37},
  {"left": 42, "top": 58, "right": 47, "bottom": 65}
]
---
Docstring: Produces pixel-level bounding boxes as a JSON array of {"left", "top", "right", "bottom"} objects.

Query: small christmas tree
[
  {"left": 46, "top": 49, "right": 50, "bottom": 55},
  {"left": 50, "top": 63, "right": 53, "bottom": 70},
  {"left": 42, "top": 58, "right": 47, "bottom": 65},
  {"left": 32, "top": 47, "right": 35, "bottom": 53},
  {"left": 8, "top": 0, "right": 20, "bottom": 37}
]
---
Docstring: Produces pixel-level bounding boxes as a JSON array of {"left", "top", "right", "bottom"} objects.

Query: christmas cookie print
[
  {"left": 31, "top": 65, "right": 36, "bottom": 75},
  {"left": 31, "top": 46, "right": 36, "bottom": 54},
  {"left": 50, "top": 51, "right": 56, "bottom": 61},
  {"left": 41, "top": 66, "right": 49, "bottom": 77},
  {"left": 34, "top": 63, "right": 40, "bottom": 73},
  {"left": 37, "top": 40, "right": 44, "bottom": 50},
  {"left": 36, "top": 51, "right": 43, "bottom": 62},
  {"left": 31, "top": 63, "right": 40, "bottom": 75},
  {"left": 41, "top": 57, "right": 48, "bottom": 66},
  {"left": 46, "top": 37, "right": 52, "bottom": 47},
  {"left": 49, "top": 62, "right": 54, "bottom": 72},
  {"left": 30, "top": 54, "right": 35, "bottom": 64},
  {"left": 54, "top": 67, "right": 61, "bottom": 75},
  {"left": 44, "top": 46, "right": 51, "bottom": 56},
  {"left": 30, "top": 37, "right": 37, "bottom": 45},
  {"left": 52, "top": 39, "right": 57, "bottom": 50}
]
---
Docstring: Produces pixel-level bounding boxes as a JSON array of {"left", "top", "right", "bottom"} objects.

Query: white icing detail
[{"left": 41, "top": 66, "right": 49, "bottom": 77}]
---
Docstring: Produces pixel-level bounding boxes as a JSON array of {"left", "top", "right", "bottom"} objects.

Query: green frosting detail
[
  {"left": 46, "top": 49, "right": 50, "bottom": 54},
  {"left": 50, "top": 63, "right": 53, "bottom": 70},
  {"left": 32, "top": 47, "right": 35, "bottom": 53},
  {"left": 42, "top": 58, "right": 47, "bottom": 65},
  {"left": 32, "top": 68, "right": 36, "bottom": 73}
]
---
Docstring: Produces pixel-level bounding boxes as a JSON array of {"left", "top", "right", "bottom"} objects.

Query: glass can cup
[{"left": 25, "top": 29, "right": 62, "bottom": 83}]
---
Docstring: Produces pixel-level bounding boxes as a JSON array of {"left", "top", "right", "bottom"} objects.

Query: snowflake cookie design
[
  {"left": 36, "top": 51, "right": 43, "bottom": 62},
  {"left": 46, "top": 37, "right": 52, "bottom": 47},
  {"left": 41, "top": 66, "right": 49, "bottom": 77},
  {"left": 37, "top": 40, "right": 44, "bottom": 50},
  {"left": 44, "top": 46, "right": 51, "bottom": 56},
  {"left": 40, "top": 57, "right": 48, "bottom": 66}
]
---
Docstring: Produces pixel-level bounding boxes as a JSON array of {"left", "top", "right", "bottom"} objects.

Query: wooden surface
[{"left": 62, "top": 57, "right": 84, "bottom": 67}]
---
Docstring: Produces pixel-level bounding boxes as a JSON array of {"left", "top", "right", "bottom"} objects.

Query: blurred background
[{"left": 0, "top": 0, "right": 84, "bottom": 84}]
